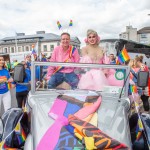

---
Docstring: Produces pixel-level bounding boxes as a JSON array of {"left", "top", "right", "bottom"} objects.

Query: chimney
[
  {"left": 36, "top": 31, "right": 45, "bottom": 34},
  {"left": 16, "top": 33, "right": 25, "bottom": 36}
]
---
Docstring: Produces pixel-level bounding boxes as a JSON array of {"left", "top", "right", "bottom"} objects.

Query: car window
[{"left": 31, "top": 62, "right": 130, "bottom": 98}]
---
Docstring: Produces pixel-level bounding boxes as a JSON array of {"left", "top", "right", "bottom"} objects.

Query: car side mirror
[{"left": 137, "top": 71, "right": 149, "bottom": 88}]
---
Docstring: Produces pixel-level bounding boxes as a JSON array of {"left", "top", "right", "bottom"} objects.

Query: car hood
[{"left": 27, "top": 90, "right": 132, "bottom": 149}]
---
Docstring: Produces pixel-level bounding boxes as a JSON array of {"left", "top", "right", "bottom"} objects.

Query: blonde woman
[
  {"left": 134, "top": 56, "right": 149, "bottom": 111},
  {"left": 78, "top": 29, "right": 109, "bottom": 91}
]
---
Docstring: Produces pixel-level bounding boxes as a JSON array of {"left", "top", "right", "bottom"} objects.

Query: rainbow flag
[
  {"left": 57, "top": 21, "right": 62, "bottom": 29},
  {"left": 0, "top": 139, "right": 18, "bottom": 149},
  {"left": 129, "top": 85, "right": 137, "bottom": 94},
  {"left": 136, "top": 118, "right": 143, "bottom": 141},
  {"left": 52, "top": 46, "right": 77, "bottom": 75},
  {"left": 14, "top": 121, "right": 26, "bottom": 145},
  {"left": 69, "top": 20, "right": 73, "bottom": 26},
  {"left": 117, "top": 48, "right": 130, "bottom": 64}
]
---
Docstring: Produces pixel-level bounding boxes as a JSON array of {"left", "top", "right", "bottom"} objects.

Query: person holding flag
[{"left": 46, "top": 32, "right": 80, "bottom": 89}]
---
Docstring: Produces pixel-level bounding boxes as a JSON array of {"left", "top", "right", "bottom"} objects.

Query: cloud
[{"left": 0, "top": 0, "right": 149, "bottom": 46}]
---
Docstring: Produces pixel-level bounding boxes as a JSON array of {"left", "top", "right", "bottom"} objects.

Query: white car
[{"left": 0, "top": 61, "right": 149, "bottom": 150}]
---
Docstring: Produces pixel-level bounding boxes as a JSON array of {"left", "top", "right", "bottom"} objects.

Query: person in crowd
[
  {"left": 128, "top": 59, "right": 142, "bottom": 104},
  {"left": 26, "top": 54, "right": 32, "bottom": 70},
  {"left": 46, "top": 32, "right": 80, "bottom": 89},
  {"left": 12, "top": 61, "right": 31, "bottom": 108},
  {"left": 109, "top": 53, "right": 116, "bottom": 64},
  {"left": 0, "top": 55, "right": 13, "bottom": 113},
  {"left": 13, "top": 59, "right": 19, "bottom": 67},
  {"left": 5, "top": 60, "right": 11, "bottom": 71},
  {"left": 134, "top": 55, "right": 150, "bottom": 111},
  {"left": 78, "top": 29, "right": 110, "bottom": 91}
]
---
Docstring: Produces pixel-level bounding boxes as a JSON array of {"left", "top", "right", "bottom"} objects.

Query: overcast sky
[{"left": 0, "top": 0, "right": 150, "bottom": 46}]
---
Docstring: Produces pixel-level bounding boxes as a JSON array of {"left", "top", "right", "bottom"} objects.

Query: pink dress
[{"left": 78, "top": 56, "right": 109, "bottom": 91}]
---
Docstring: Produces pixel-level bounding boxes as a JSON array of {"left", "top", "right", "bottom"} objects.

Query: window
[
  {"left": 3, "top": 48, "right": 7, "bottom": 53},
  {"left": 141, "top": 34, "right": 147, "bottom": 38},
  {"left": 11, "top": 47, "right": 15, "bottom": 53},
  {"left": 50, "top": 45, "right": 54, "bottom": 51},
  {"left": 18, "top": 46, "right": 22, "bottom": 52},
  {"left": 26, "top": 46, "right": 29, "bottom": 51},
  {"left": 43, "top": 45, "right": 47, "bottom": 52}
]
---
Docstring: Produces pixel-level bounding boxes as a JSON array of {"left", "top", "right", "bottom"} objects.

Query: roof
[
  {"left": 0, "top": 32, "right": 81, "bottom": 44},
  {"left": 138, "top": 27, "right": 150, "bottom": 34},
  {"left": 1, "top": 33, "right": 60, "bottom": 41}
]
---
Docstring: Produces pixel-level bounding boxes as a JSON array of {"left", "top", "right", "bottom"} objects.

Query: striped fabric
[
  {"left": 52, "top": 46, "right": 77, "bottom": 75},
  {"left": 37, "top": 95, "right": 129, "bottom": 150}
]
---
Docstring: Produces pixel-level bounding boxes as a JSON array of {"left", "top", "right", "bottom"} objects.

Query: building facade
[
  {"left": 0, "top": 31, "right": 81, "bottom": 62},
  {"left": 119, "top": 25, "right": 150, "bottom": 45}
]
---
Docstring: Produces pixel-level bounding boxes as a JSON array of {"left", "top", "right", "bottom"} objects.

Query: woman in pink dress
[{"left": 78, "top": 29, "right": 109, "bottom": 91}]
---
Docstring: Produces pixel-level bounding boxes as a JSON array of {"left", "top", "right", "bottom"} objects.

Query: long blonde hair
[{"left": 128, "top": 59, "right": 135, "bottom": 68}]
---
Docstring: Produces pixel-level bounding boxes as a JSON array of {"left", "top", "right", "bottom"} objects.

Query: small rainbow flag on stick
[
  {"left": 57, "top": 21, "right": 62, "bottom": 29},
  {"left": 117, "top": 47, "right": 130, "bottom": 64},
  {"left": 136, "top": 117, "right": 143, "bottom": 141},
  {"left": 69, "top": 20, "right": 73, "bottom": 26},
  {"left": 129, "top": 85, "right": 138, "bottom": 94},
  {"left": 14, "top": 121, "right": 26, "bottom": 145}
]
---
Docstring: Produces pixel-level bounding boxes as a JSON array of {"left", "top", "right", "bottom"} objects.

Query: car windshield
[{"left": 31, "top": 62, "right": 130, "bottom": 98}]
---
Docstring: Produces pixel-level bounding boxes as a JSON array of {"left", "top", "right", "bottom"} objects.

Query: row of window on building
[{"left": 0, "top": 44, "right": 55, "bottom": 54}]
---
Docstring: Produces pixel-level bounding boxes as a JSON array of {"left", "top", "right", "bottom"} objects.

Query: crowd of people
[{"left": 0, "top": 29, "right": 149, "bottom": 115}]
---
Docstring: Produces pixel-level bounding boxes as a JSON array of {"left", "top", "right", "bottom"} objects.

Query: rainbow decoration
[
  {"left": 69, "top": 20, "right": 73, "bottom": 26},
  {"left": 57, "top": 21, "right": 62, "bottom": 29},
  {"left": 136, "top": 118, "right": 143, "bottom": 141},
  {"left": 8, "top": 82, "right": 12, "bottom": 90},
  {"left": 69, "top": 45, "right": 76, "bottom": 58},
  {"left": 129, "top": 85, "right": 137, "bottom": 94},
  {"left": 117, "top": 48, "right": 130, "bottom": 64},
  {"left": 52, "top": 46, "right": 76, "bottom": 75},
  {"left": 14, "top": 121, "right": 26, "bottom": 145}
]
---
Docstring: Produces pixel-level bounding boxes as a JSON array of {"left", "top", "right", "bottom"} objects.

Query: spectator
[
  {"left": 134, "top": 55, "right": 149, "bottom": 111},
  {"left": 12, "top": 61, "right": 31, "bottom": 108},
  {"left": 26, "top": 55, "right": 31, "bottom": 70},
  {"left": 109, "top": 53, "right": 116, "bottom": 64},
  {"left": 0, "top": 55, "right": 13, "bottom": 113}
]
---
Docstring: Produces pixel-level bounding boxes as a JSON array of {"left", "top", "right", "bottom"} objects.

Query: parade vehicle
[{"left": 0, "top": 62, "right": 150, "bottom": 149}]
